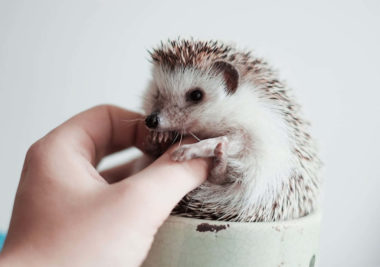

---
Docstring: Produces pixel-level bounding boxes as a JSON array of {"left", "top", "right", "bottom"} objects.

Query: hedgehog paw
[{"left": 171, "top": 145, "right": 198, "bottom": 162}]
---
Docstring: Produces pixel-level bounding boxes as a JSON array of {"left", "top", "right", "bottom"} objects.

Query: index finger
[{"left": 51, "top": 105, "right": 148, "bottom": 165}]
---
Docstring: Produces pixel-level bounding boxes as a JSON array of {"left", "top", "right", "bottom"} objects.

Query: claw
[
  {"left": 152, "top": 131, "right": 158, "bottom": 143},
  {"left": 158, "top": 132, "right": 163, "bottom": 143},
  {"left": 163, "top": 132, "right": 169, "bottom": 142},
  {"left": 160, "top": 132, "right": 164, "bottom": 143}
]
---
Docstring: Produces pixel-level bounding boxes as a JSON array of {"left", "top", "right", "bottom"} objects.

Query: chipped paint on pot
[{"left": 142, "top": 211, "right": 321, "bottom": 267}]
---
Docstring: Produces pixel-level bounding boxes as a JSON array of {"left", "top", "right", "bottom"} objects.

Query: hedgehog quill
[{"left": 142, "top": 39, "right": 322, "bottom": 222}]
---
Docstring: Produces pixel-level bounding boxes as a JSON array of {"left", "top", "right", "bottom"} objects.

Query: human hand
[{"left": 0, "top": 105, "right": 210, "bottom": 267}]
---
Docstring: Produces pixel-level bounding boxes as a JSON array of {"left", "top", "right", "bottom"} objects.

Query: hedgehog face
[
  {"left": 143, "top": 65, "right": 231, "bottom": 135},
  {"left": 143, "top": 39, "right": 241, "bottom": 137}
]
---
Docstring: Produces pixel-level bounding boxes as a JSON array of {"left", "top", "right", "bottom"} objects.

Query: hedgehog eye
[{"left": 186, "top": 88, "right": 204, "bottom": 103}]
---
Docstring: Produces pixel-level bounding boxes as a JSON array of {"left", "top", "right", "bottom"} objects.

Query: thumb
[{"left": 116, "top": 141, "right": 211, "bottom": 229}]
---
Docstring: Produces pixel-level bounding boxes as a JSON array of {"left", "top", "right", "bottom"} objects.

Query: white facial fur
[{"left": 143, "top": 65, "right": 229, "bottom": 135}]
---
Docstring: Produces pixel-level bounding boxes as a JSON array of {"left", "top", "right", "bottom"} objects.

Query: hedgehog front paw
[
  {"left": 214, "top": 141, "right": 226, "bottom": 160},
  {"left": 208, "top": 140, "right": 228, "bottom": 184},
  {"left": 171, "top": 145, "right": 197, "bottom": 162}
]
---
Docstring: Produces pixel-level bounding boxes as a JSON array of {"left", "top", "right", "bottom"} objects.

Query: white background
[{"left": 0, "top": 0, "right": 379, "bottom": 266}]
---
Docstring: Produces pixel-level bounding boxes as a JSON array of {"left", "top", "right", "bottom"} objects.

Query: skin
[{"left": 0, "top": 105, "right": 210, "bottom": 267}]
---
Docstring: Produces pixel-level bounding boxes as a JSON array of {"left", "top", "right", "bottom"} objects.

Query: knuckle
[
  {"left": 91, "top": 104, "right": 117, "bottom": 114},
  {"left": 23, "top": 140, "right": 49, "bottom": 177},
  {"left": 26, "top": 139, "right": 46, "bottom": 163},
  {"left": 24, "top": 134, "right": 60, "bottom": 170}
]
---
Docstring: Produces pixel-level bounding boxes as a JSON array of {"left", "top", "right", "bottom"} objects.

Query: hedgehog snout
[{"left": 145, "top": 112, "right": 159, "bottom": 129}]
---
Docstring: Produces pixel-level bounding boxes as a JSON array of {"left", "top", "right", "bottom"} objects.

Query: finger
[
  {"left": 117, "top": 138, "right": 211, "bottom": 229},
  {"left": 100, "top": 155, "right": 154, "bottom": 184},
  {"left": 45, "top": 105, "right": 149, "bottom": 165},
  {"left": 23, "top": 105, "right": 150, "bottom": 185},
  {"left": 100, "top": 136, "right": 195, "bottom": 184}
]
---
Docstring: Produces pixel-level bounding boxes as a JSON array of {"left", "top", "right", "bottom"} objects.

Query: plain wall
[{"left": 0, "top": 0, "right": 379, "bottom": 266}]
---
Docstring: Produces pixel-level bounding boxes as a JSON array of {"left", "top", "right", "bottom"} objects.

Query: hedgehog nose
[{"left": 145, "top": 113, "right": 159, "bottom": 129}]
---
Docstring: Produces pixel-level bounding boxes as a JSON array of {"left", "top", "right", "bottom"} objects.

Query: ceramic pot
[{"left": 142, "top": 211, "right": 321, "bottom": 267}]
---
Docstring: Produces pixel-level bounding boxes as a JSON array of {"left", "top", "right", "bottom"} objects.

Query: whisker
[
  {"left": 120, "top": 118, "right": 145, "bottom": 123},
  {"left": 120, "top": 122, "right": 142, "bottom": 128},
  {"left": 171, "top": 131, "right": 180, "bottom": 145},
  {"left": 178, "top": 131, "right": 183, "bottom": 147},
  {"left": 189, "top": 131, "right": 201, "bottom": 142}
]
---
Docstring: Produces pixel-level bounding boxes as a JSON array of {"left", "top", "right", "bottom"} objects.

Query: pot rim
[{"left": 165, "top": 210, "right": 321, "bottom": 228}]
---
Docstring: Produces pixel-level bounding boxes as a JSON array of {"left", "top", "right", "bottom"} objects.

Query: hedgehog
[{"left": 141, "top": 38, "right": 322, "bottom": 222}]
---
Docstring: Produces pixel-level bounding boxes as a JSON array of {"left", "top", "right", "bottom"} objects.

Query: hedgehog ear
[{"left": 211, "top": 61, "right": 239, "bottom": 94}]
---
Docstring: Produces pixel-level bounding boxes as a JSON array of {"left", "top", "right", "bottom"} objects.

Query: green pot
[{"left": 142, "top": 211, "right": 321, "bottom": 267}]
